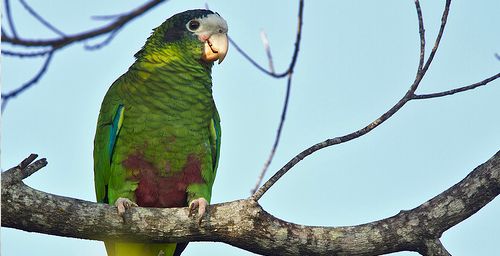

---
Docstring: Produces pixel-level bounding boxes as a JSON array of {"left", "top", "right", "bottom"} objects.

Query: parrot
[{"left": 93, "top": 9, "right": 228, "bottom": 256}]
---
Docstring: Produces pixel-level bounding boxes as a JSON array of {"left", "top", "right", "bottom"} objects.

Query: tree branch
[
  {"left": 1, "top": 50, "right": 55, "bottom": 111},
  {"left": 1, "top": 48, "right": 53, "bottom": 57},
  {"left": 4, "top": 0, "right": 18, "bottom": 38},
  {"left": 19, "top": 0, "right": 66, "bottom": 37},
  {"left": 252, "top": 0, "right": 499, "bottom": 201},
  {"left": 1, "top": 0, "right": 167, "bottom": 112},
  {"left": 229, "top": 0, "right": 303, "bottom": 79},
  {"left": 413, "top": 72, "right": 500, "bottom": 100},
  {"left": 1, "top": 0, "right": 167, "bottom": 48},
  {"left": 421, "top": 239, "right": 451, "bottom": 256},
  {"left": 421, "top": 0, "right": 451, "bottom": 76},
  {"left": 1, "top": 154, "right": 47, "bottom": 186},
  {"left": 414, "top": 0, "right": 426, "bottom": 72},
  {"left": 2, "top": 151, "right": 499, "bottom": 255},
  {"left": 251, "top": 72, "right": 294, "bottom": 194},
  {"left": 250, "top": 0, "right": 304, "bottom": 193}
]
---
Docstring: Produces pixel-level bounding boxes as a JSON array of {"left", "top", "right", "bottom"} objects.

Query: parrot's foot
[
  {"left": 189, "top": 197, "right": 208, "bottom": 225},
  {"left": 115, "top": 197, "right": 138, "bottom": 216}
]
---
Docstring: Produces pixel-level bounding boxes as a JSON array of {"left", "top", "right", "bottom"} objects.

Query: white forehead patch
[{"left": 188, "top": 13, "right": 228, "bottom": 36}]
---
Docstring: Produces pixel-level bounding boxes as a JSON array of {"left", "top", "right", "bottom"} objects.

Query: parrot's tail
[{"left": 105, "top": 241, "right": 185, "bottom": 256}]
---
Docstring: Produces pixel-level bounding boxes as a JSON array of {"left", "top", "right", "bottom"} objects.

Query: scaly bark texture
[{"left": 2, "top": 151, "right": 499, "bottom": 255}]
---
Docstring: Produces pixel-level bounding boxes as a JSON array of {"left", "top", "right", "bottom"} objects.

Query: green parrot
[{"left": 93, "top": 9, "right": 228, "bottom": 256}]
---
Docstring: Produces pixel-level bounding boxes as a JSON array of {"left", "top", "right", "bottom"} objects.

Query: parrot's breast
[
  {"left": 123, "top": 153, "right": 203, "bottom": 207},
  {"left": 107, "top": 68, "right": 216, "bottom": 208}
]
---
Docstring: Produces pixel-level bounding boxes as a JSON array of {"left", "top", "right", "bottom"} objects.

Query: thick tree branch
[
  {"left": 2, "top": 151, "right": 499, "bottom": 255},
  {"left": 421, "top": 239, "right": 451, "bottom": 256}
]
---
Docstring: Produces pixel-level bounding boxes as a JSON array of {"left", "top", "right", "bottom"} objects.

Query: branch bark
[{"left": 3, "top": 151, "right": 499, "bottom": 255}]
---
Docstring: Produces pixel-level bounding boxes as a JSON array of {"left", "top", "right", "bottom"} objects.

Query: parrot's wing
[
  {"left": 209, "top": 110, "right": 222, "bottom": 173},
  {"left": 94, "top": 85, "right": 125, "bottom": 203}
]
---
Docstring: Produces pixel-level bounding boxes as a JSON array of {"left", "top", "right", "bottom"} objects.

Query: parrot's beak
[{"left": 202, "top": 32, "right": 228, "bottom": 64}]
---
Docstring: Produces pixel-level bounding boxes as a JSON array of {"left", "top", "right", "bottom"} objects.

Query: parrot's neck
[
  {"left": 122, "top": 57, "right": 216, "bottom": 118},
  {"left": 132, "top": 49, "right": 213, "bottom": 87}
]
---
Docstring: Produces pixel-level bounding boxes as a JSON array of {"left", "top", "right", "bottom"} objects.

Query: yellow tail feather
[{"left": 105, "top": 241, "right": 177, "bottom": 256}]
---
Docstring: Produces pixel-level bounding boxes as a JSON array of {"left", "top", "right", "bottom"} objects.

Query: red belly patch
[{"left": 122, "top": 153, "right": 204, "bottom": 208}]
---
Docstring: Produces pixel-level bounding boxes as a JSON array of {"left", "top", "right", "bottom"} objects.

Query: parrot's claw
[
  {"left": 115, "top": 197, "right": 138, "bottom": 216},
  {"left": 189, "top": 198, "right": 209, "bottom": 225}
]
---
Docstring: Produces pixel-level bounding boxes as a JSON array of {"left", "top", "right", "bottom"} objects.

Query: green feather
[{"left": 93, "top": 9, "right": 226, "bottom": 256}]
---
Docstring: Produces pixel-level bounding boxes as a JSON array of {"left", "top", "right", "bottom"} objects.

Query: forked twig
[
  {"left": 251, "top": 0, "right": 500, "bottom": 201},
  {"left": 2, "top": 154, "right": 48, "bottom": 186},
  {"left": 1, "top": 0, "right": 167, "bottom": 111},
  {"left": 250, "top": 0, "right": 304, "bottom": 193},
  {"left": 1, "top": 0, "right": 167, "bottom": 48},
  {"left": 230, "top": 0, "right": 304, "bottom": 79}
]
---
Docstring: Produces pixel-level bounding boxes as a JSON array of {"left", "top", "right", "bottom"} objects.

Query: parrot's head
[{"left": 136, "top": 9, "right": 228, "bottom": 66}]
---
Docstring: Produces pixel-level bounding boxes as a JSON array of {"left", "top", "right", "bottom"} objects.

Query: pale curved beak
[{"left": 202, "top": 32, "right": 228, "bottom": 64}]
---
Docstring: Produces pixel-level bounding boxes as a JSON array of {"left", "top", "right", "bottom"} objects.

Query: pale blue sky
[{"left": 2, "top": 1, "right": 499, "bottom": 255}]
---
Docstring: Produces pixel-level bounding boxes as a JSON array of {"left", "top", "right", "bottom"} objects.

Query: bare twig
[
  {"left": 4, "top": 0, "right": 18, "bottom": 38},
  {"left": 421, "top": 0, "right": 451, "bottom": 76},
  {"left": 84, "top": 26, "right": 123, "bottom": 50},
  {"left": 91, "top": 14, "right": 125, "bottom": 21},
  {"left": 250, "top": 0, "right": 304, "bottom": 193},
  {"left": 413, "top": 72, "right": 500, "bottom": 100},
  {"left": 1, "top": 0, "right": 167, "bottom": 111},
  {"left": 251, "top": 73, "right": 293, "bottom": 193},
  {"left": 19, "top": 154, "right": 39, "bottom": 169},
  {"left": 230, "top": 0, "right": 304, "bottom": 78},
  {"left": 251, "top": 0, "right": 450, "bottom": 201},
  {"left": 229, "top": 36, "right": 274, "bottom": 75},
  {"left": 415, "top": 0, "right": 426, "bottom": 72},
  {"left": 19, "top": 0, "right": 66, "bottom": 37},
  {"left": 1, "top": 0, "right": 167, "bottom": 48},
  {"left": 260, "top": 30, "right": 275, "bottom": 73},
  {"left": 1, "top": 48, "right": 52, "bottom": 58},
  {"left": 1, "top": 27, "right": 9, "bottom": 37},
  {"left": 1, "top": 51, "right": 55, "bottom": 111},
  {"left": 2, "top": 154, "right": 48, "bottom": 186}
]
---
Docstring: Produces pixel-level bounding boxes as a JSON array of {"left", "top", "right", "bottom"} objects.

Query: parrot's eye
[{"left": 188, "top": 20, "right": 200, "bottom": 31}]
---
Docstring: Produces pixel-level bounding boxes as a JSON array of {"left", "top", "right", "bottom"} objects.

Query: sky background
[{"left": 2, "top": 0, "right": 499, "bottom": 255}]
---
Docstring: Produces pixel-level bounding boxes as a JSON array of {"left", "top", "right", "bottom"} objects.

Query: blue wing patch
[
  {"left": 108, "top": 104, "right": 124, "bottom": 163},
  {"left": 209, "top": 112, "right": 221, "bottom": 172}
]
